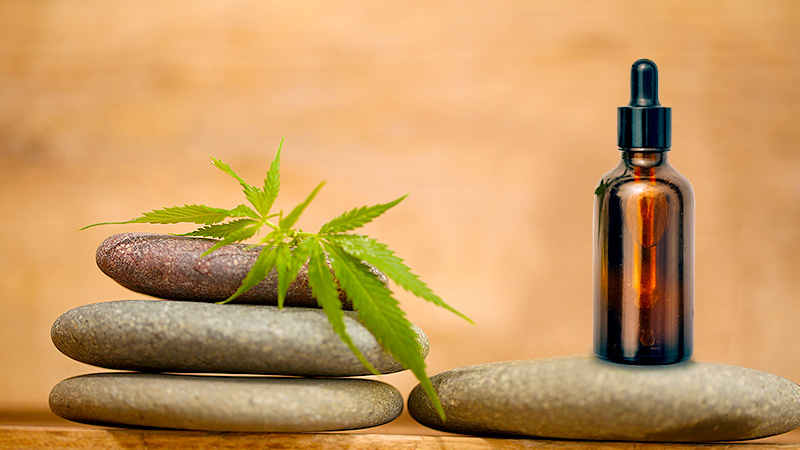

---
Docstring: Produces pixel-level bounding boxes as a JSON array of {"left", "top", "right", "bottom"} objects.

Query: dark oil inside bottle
[{"left": 593, "top": 151, "right": 694, "bottom": 364}]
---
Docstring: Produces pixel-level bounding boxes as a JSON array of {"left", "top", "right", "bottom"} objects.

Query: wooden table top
[{"left": 2, "top": 426, "right": 800, "bottom": 450}]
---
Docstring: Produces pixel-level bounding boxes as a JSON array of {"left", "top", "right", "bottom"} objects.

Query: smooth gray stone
[
  {"left": 97, "top": 232, "right": 386, "bottom": 307},
  {"left": 408, "top": 355, "right": 800, "bottom": 442},
  {"left": 52, "top": 300, "right": 428, "bottom": 376},
  {"left": 50, "top": 372, "right": 403, "bottom": 431}
]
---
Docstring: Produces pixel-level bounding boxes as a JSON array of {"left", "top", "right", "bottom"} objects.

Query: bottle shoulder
[{"left": 595, "top": 162, "right": 693, "bottom": 193}]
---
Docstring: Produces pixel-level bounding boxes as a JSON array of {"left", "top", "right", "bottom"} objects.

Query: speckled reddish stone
[{"left": 96, "top": 232, "right": 379, "bottom": 307}]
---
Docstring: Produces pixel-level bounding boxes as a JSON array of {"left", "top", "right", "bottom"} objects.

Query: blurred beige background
[{"left": 2, "top": 0, "right": 800, "bottom": 436}]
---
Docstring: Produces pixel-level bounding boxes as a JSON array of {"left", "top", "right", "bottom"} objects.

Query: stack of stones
[{"left": 50, "top": 232, "right": 429, "bottom": 432}]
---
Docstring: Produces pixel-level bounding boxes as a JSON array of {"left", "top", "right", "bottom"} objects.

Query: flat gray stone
[
  {"left": 97, "top": 233, "right": 386, "bottom": 307},
  {"left": 50, "top": 372, "right": 402, "bottom": 431},
  {"left": 408, "top": 355, "right": 800, "bottom": 442},
  {"left": 52, "top": 300, "right": 428, "bottom": 376}
]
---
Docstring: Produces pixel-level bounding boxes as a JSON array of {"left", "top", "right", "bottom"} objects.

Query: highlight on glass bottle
[{"left": 593, "top": 59, "right": 694, "bottom": 365}]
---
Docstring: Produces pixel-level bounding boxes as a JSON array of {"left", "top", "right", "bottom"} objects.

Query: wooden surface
[
  {"left": 2, "top": 427, "right": 800, "bottom": 450},
  {"left": 2, "top": 0, "right": 800, "bottom": 421}
]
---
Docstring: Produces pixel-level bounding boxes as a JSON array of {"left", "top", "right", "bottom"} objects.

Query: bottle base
[{"left": 594, "top": 352, "right": 692, "bottom": 365}]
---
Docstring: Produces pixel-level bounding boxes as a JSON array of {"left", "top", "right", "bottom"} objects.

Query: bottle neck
[{"left": 620, "top": 149, "right": 670, "bottom": 169}]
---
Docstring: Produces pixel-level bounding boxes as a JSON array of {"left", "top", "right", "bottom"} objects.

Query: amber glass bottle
[{"left": 593, "top": 59, "right": 694, "bottom": 364}]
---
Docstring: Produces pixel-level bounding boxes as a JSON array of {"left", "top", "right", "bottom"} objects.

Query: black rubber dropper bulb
[{"left": 617, "top": 59, "right": 671, "bottom": 150}]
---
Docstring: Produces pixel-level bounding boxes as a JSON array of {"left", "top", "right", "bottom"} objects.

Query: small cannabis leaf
[
  {"left": 81, "top": 137, "right": 471, "bottom": 419},
  {"left": 595, "top": 179, "right": 608, "bottom": 197}
]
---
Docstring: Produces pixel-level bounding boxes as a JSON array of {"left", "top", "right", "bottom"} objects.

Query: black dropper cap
[{"left": 618, "top": 59, "right": 671, "bottom": 149}]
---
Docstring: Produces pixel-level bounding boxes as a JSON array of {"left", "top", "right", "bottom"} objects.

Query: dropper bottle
[{"left": 593, "top": 59, "right": 694, "bottom": 364}]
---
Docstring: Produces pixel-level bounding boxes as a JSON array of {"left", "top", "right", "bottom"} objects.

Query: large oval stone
[
  {"left": 52, "top": 300, "right": 428, "bottom": 376},
  {"left": 50, "top": 372, "right": 402, "bottom": 432},
  {"left": 97, "top": 232, "right": 386, "bottom": 307},
  {"left": 408, "top": 355, "right": 800, "bottom": 442}
]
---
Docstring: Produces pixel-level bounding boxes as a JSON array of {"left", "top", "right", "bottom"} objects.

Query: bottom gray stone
[
  {"left": 50, "top": 373, "right": 403, "bottom": 432},
  {"left": 408, "top": 355, "right": 800, "bottom": 442}
]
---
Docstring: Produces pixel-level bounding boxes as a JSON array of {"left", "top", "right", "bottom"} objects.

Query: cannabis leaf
[
  {"left": 595, "top": 179, "right": 608, "bottom": 197},
  {"left": 81, "top": 137, "right": 471, "bottom": 419}
]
